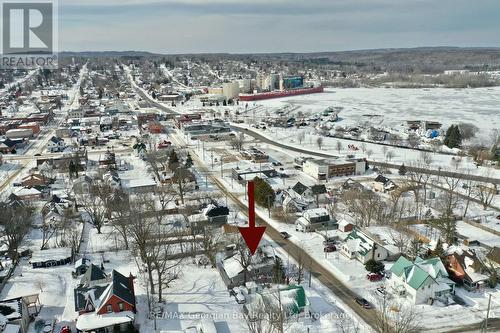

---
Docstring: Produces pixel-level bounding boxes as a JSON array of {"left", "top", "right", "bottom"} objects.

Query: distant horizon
[{"left": 58, "top": 45, "right": 500, "bottom": 56}]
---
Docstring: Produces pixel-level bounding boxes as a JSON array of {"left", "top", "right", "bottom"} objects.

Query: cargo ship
[{"left": 239, "top": 86, "right": 324, "bottom": 101}]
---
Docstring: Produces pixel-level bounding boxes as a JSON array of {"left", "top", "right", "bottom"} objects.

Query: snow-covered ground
[{"left": 238, "top": 87, "right": 500, "bottom": 134}]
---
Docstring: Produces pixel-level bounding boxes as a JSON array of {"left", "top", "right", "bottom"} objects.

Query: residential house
[
  {"left": 338, "top": 220, "right": 354, "bottom": 233},
  {"left": 188, "top": 204, "right": 230, "bottom": 232},
  {"left": 486, "top": 247, "right": 500, "bottom": 274},
  {"left": 47, "top": 136, "right": 66, "bottom": 153},
  {"left": 14, "top": 187, "right": 42, "bottom": 201},
  {"left": 372, "top": 174, "right": 396, "bottom": 192},
  {"left": 283, "top": 182, "right": 327, "bottom": 212},
  {"left": 295, "top": 208, "right": 336, "bottom": 232},
  {"left": 79, "top": 264, "right": 109, "bottom": 288},
  {"left": 21, "top": 173, "right": 52, "bottom": 188},
  {"left": 74, "top": 268, "right": 136, "bottom": 333},
  {"left": 74, "top": 258, "right": 92, "bottom": 276},
  {"left": 446, "top": 248, "right": 489, "bottom": 291},
  {"left": 340, "top": 229, "right": 388, "bottom": 263},
  {"left": 244, "top": 285, "right": 309, "bottom": 320},
  {"left": 389, "top": 256, "right": 455, "bottom": 305},
  {"left": 217, "top": 245, "right": 278, "bottom": 289}
]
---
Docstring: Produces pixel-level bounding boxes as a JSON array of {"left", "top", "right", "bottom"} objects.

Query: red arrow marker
[{"left": 239, "top": 180, "right": 266, "bottom": 255}]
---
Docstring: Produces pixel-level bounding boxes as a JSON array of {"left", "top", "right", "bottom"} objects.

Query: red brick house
[
  {"left": 74, "top": 268, "right": 136, "bottom": 332},
  {"left": 446, "top": 249, "right": 489, "bottom": 291}
]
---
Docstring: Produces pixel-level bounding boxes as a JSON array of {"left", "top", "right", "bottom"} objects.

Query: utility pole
[
  {"left": 267, "top": 195, "right": 271, "bottom": 217},
  {"left": 308, "top": 259, "right": 312, "bottom": 287},
  {"left": 484, "top": 293, "right": 492, "bottom": 332},
  {"left": 220, "top": 157, "right": 223, "bottom": 177}
]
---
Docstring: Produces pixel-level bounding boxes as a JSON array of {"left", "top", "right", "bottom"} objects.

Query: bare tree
[
  {"left": 336, "top": 311, "right": 361, "bottom": 333},
  {"left": 234, "top": 237, "right": 253, "bottom": 285},
  {"left": 474, "top": 183, "right": 497, "bottom": 210},
  {"left": 419, "top": 151, "right": 433, "bottom": 165},
  {"left": 316, "top": 136, "right": 324, "bottom": 150},
  {"left": 375, "top": 296, "right": 421, "bottom": 333},
  {"left": 230, "top": 132, "right": 245, "bottom": 151},
  {"left": 386, "top": 150, "right": 395, "bottom": 162},
  {"left": 407, "top": 133, "right": 420, "bottom": 148},
  {"left": 340, "top": 190, "right": 389, "bottom": 227},
  {"left": 77, "top": 181, "right": 112, "bottom": 234},
  {"left": 297, "top": 131, "right": 305, "bottom": 145},
  {"left": 336, "top": 141, "right": 343, "bottom": 154},
  {"left": 0, "top": 204, "right": 34, "bottom": 263},
  {"left": 389, "top": 229, "right": 413, "bottom": 254},
  {"left": 201, "top": 227, "right": 222, "bottom": 267}
]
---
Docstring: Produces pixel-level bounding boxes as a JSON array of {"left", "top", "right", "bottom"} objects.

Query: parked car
[
  {"left": 272, "top": 161, "right": 282, "bottom": 166},
  {"left": 355, "top": 297, "right": 371, "bottom": 309},
  {"left": 496, "top": 214, "right": 500, "bottom": 220},
  {"left": 324, "top": 244, "right": 336, "bottom": 252},
  {"left": 60, "top": 326, "right": 71, "bottom": 333},
  {"left": 323, "top": 237, "right": 336, "bottom": 246},
  {"left": 375, "top": 286, "right": 389, "bottom": 298},
  {"left": 280, "top": 231, "right": 291, "bottom": 239},
  {"left": 367, "top": 272, "right": 384, "bottom": 282},
  {"left": 234, "top": 292, "right": 246, "bottom": 304}
]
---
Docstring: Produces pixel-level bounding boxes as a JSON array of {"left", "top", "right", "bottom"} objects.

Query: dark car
[
  {"left": 34, "top": 153, "right": 41, "bottom": 156},
  {"left": 280, "top": 231, "right": 291, "bottom": 239},
  {"left": 323, "top": 237, "right": 336, "bottom": 246},
  {"left": 324, "top": 244, "right": 336, "bottom": 252},
  {"left": 355, "top": 297, "right": 371, "bottom": 309},
  {"left": 367, "top": 272, "right": 384, "bottom": 282}
]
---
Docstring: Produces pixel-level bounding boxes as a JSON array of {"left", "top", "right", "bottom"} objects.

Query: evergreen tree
[
  {"left": 365, "top": 259, "right": 385, "bottom": 273},
  {"left": 444, "top": 125, "right": 462, "bottom": 149},
  {"left": 431, "top": 238, "right": 445, "bottom": 259},
  {"left": 168, "top": 150, "right": 179, "bottom": 170},
  {"left": 272, "top": 258, "right": 285, "bottom": 284},
  {"left": 398, "top": 163, "right": 407, "bottom": 175},
  {"left": 253, "top": 177, "right": 275, "bottom": 208},
  {"left": 185, "top": 153, "right": 193, "bottom": 168}
]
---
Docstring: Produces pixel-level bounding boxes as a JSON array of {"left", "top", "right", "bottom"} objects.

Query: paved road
[
  {"left": 0, "top": 65, "right": 87, "bottom": 194},
  {"left": 231, "top": 125, "right": 500, "bottom": 185},
  {"left": 166, "top": 132, "right": 379, "bottom": 332},
  {"left": 136, "top": 81, "right": 500, "bottom": 333},
  {"left": 126, "top": 67, "right": 180, "bottom": 116}
]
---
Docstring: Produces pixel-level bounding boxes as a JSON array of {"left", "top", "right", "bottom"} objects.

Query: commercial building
[
  {"left": 222, "top": 82, "right": 240, "bottom": 101},
  {"left": 303, "top": 158, "right": 366, "bottom": 180}
]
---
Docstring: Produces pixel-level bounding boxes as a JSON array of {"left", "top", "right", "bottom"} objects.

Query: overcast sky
[{"left": 59, "top": 0, "right": 500, "bottom": 53}]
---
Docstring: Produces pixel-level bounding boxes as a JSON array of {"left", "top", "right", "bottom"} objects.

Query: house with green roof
[
  {"left": 390, "top": 256, "right": 455, "bottom": 304},
  {"left": 340, "top": 229, "right": 389, "bottom": 264},
  {"left": 244, "top": 285, "right": 309, "bottom": 320}
]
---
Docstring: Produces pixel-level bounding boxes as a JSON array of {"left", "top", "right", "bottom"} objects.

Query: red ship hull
[{"left": 239, "top": 86, "right": 324, "bottom": 101}]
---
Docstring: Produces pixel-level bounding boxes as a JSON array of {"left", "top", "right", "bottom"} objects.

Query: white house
[
  {"left": 389, "top": 256, "right": 455, "bottom": 305},
  {"left": 47, "top": 136, "right": 66, "bottom": 153},
  {"left": 295, "top": 208, "right": 335, "bottom": 232},
  {"left": 340, "top": 229, "right": 388, "bottom": 263}
]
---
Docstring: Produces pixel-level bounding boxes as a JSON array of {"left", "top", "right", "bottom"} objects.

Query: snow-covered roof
[
  {"left": 31, "top": 247, "right": 71, "bottom": 263},
  {"left": 15, "top": 187, "right": 41, "bottom": 196},
  {"left": 222, "top": 256, "right": 244, "bottom": 279},
  {"left": 303, "top": 208, "right": 328, "bottom": 220},
  {"left": 76, "top": 311, "right": 134, "bottom": 331}
]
